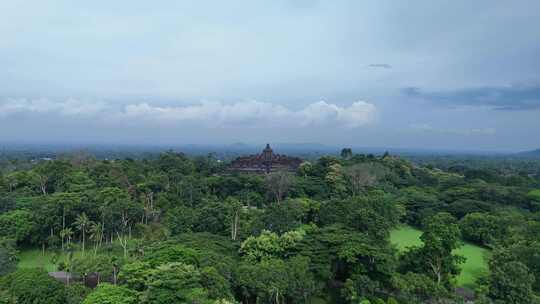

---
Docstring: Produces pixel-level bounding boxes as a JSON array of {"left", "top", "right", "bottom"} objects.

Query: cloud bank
[
  {"left": 409, "top": 123, "right": 496, "bottom": 136},
  {"left": 403, "top": 85, "right": 540, "bottom": 111},
  {"left": 0, "top": 98, "right": 376, "bottom": 129}
]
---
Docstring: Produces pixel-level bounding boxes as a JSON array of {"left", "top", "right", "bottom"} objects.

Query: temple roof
[{"left": 229, "top": 144, "right": 302, "bottom": 173}]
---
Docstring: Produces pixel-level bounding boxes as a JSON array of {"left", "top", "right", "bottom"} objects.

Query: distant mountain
[
  {"left": 517, "top": 148, "right": 540, "bottom": 157},
  {"left": 1, "top": 141, "right": 524, "bottom": 159}
]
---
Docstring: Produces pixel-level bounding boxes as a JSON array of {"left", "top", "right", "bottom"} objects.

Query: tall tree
[
  {"left": 399, "top": 213, "right": 465, "bottom": 288},
  {"left": 89, "top": 222, "right": 104, "bottom": 256},
  {"left": 343, "top": 163, "right": 387, "bottom": 196},
  {"left": 82, "top": 283, "right": 138, "bottom": 304},
  {"left": 142, "top": 262, "right": 211, "bottom": 304},
  {"left": 340, "top": 148, "right": 353, "bottom": 160},
  {"left": 73, "top": 213, "right": 93, "bottom": 257},
  {"left": 50, "top": 192, "right": 81, "bottom": 244},
  {"left": 488, "top": 260, "right": 535, "bottom": 304},
  {"left": 265, "top": 171, "right": 294, "bottom": 203},
  {"left": 225, "top": 197, "right": 242, "bottom": 241},
  {"left": 60, "top": 227, "right": 74, "bottom": 252}
]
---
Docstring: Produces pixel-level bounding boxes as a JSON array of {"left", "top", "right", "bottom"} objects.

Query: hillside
[{"left": 518, "top": 148, "right": 540, "bottom": 157}]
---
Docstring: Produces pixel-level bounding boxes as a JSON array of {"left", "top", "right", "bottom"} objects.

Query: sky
[{"left": 1, "top": 1, "right": 539, "bottom": 151}]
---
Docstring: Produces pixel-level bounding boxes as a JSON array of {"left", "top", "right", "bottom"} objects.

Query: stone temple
[{"left": 229, "top": 144, "right": 303, "bottom": 174}]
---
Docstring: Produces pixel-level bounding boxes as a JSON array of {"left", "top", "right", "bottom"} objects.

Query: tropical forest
[{"left": 0, "top": 149, "right": 539, "bottom": 304}]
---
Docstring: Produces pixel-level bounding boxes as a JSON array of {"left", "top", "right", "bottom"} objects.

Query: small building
[
  {"left": 229, "top": 144, "right": 303, "bottom": 174},
  {"left": 49, "top": 271, "right": 99, "bottom": 288}
]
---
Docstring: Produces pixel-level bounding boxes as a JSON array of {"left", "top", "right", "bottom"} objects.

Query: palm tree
[
  {"left": 60, "top": 228, "right": 74, "bottom": 252},
  {"left": 73, "top": 213, "right": 93, "bottom": 257},
  {"left": 89, "top": 222, "right": 104, "bottom": 256}
]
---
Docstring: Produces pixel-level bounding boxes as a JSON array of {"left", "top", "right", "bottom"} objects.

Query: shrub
[{"left": 0, "top": 268, "right": 66, "bottom": 304}]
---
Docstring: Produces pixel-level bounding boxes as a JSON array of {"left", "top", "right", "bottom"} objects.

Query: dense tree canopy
[
  {"left": 0, "top": 150, "right": 539, "bottom": 303},
  {"left": 0, "top": 269, "right": 66, "bottom": 304}
]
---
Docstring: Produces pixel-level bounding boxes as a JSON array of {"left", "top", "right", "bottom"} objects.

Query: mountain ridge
[{"left": 518, "top": 148, "right": 540, "bottom": 157}]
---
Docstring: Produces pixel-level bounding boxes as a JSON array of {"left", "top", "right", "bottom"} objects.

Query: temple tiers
[{"left": 229, "top": 144, "right": 303, "bottom": 173}]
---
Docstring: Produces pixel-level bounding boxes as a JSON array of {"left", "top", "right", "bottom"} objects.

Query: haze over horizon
[{"left": 1, "top": 1, "right": 539, "bottom": 151}]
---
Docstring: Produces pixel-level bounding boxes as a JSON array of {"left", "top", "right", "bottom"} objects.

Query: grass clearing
[
  {"left": 390, "top": 225, "right": 490, "bottom": 288},
  {"left": 528, "top": 189, "right": 540, "bottom": 201},
  {"left": 18, "top": 249, "right": 57, "bottom": 272},
  {"left": 455, "top": 243, "right": 489, "bottom": 287},
  {"left": 18, "top": 248, "right": 88, "bottom": 272},
  {"left": 389, "top": 225, "right": 423, "bottom": 250}
]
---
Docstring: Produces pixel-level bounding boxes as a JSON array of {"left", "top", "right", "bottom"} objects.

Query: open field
[
  {"left": 529, "top": 189, "right": 540, "bottom": 201},
  {"left": 390, "top": 225, "right": 423, "bottom": 250},
  {"left": 18, "top": 248, "right": 87, "bottom": 272},
  {"left": 456, "top": 243, "right": 489, "bottom": 287},
  {"left": 390, "top": 225, "right": 490, "bottom": 287}
]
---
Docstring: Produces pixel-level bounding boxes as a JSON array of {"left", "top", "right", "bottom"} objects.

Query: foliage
[
  {"left": 201, "top": 266, "right": 233, "bottom": 300},
  {"left": 488, "top": 260, "right": 535, "bottom": 304},
  {"left": 392, "top": 272, "right": 448, "bottom": 302},
  {"left": 319, "top": 192, "right": 401, "bottom": 240},
  {"left": 265, "top": 171, "right": 295, "bottom": 203},
  {"left": 0, "top": 210, "right": 34, "bottom": 243},
  {"left": 234, "top": 258, "right": 290, "bottom": 304},
  {"left": 166, "top": 206, "right": 198, "bottom": 234},
  {"left": 490, "top": 242, "right": 540, "bottom": 293},
  {"left": 240, "top": 229, "right": 304, "bottom": 261},
  {"left": 142, "top": 243, "right": 200, "bottom": 267},
  {"left": 459, "top": 212, "right": 507, "bottom": 246},
  {"left": 118, "top": 261, "right": 154, "bottom": 291},
  {"left": 256, "top": 199, "right": 305, "bottom": 234},
  {"left": 82, "top": 283, "right": 138, "bottom": 304},
  {"left": 2, "top": 151, "right": 540, "bottom": 303},
  {"left": 0, "top": 239, "right": 18, "bottom": 276},
  {"left": 64, "top": 283, "right": 91, "bottom": 304},
  {"left": 142, "top": 262, "right": 211, "bottom": 304},
  {"left": 342, "top": 162, "right": 387, "bottom": 196},
  {"left": 390, "top": 225, "right": 490, "bottom": 288},
  {"left": 0, "top": 268, "right": 66, "bottom": 304},
  {"left": 71, "top": 254, "right": 117, "bottom": 284},
  {"left": 399, "top": 213, "right": 465, "bottom": 289}
]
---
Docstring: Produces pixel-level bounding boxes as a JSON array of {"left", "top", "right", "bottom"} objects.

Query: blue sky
[{"left": 1, "top": 1, "right": 539, "bottom": 151}]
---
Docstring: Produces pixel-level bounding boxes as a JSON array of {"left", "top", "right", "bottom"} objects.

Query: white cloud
[
  {"left": 0, "top": 98, "right": 107, "bottom": 117},
  {"left": 300, "top": 101, "right": 376, "bottom": 128},
  {"left": 0, "top": 98, "right": 376, "bottom": 129},
  {"left": 119, "top": 100, "right": 376, "bottom": 128}
]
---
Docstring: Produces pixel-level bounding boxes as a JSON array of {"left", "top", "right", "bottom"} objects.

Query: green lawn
[
  {"left": 528, "top": 189, "right": 540, "bottom": 201},
  {"left": 455, "top": 243, "right": 489, "bottom": 287},
  {"left": 389, "top": 225, "right": 423, "bottom": 250},
  {"left": 18, "top": 249, "right": 57, "bottom": 272},
  {"left": 17, "top": 248, "right": 87, "bottom": 272},
  {"left": 390, "top": 225, "right": 489, "bottom": 287}
]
